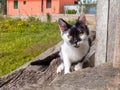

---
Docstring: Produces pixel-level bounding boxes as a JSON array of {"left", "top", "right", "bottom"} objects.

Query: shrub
[{"left": 67, "top": 9, "right": 77, "bottom": 14}]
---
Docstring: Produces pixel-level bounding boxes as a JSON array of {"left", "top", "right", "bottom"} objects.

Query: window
[
  {"left": 23, "top": 1, "right": 26, "bottom": 5},
  {"left": 14, "top": 0, "right": 18, "bottom": 9},
  {"left": 74, "top": 1, "right": 78, "bottom": 4},
  {"left": 46, "top": 0, "right": 51, "bottom": 8}
]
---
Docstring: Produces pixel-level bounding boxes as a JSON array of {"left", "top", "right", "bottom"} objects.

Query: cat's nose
[{"left": 74, "top": 40, "right": 78, "bottom": 44}]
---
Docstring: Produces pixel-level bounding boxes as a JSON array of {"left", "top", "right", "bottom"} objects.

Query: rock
[{"left": 45, "top": 63, "right": 120, "bottom": 90}]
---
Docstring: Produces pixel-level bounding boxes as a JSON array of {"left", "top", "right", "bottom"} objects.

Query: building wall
[
  {"left": 7, "top": 0, "right": 76, "bottom": 16},
  {"left": 7, "top": 0, "right": 60, "bottom": 16},
  {"left": 43, "top": 0, "right": 60, "bottom": 14},
  {"left": 7, "top": 0, "right": 42, "bottom": 15},
  {"left": 60, "top": 0, "right": 74, "bottom": 13}
]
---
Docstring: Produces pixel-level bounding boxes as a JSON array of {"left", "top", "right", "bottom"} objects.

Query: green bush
[{"left": 67, "top": 9, "right": 77, "bottom": 14}]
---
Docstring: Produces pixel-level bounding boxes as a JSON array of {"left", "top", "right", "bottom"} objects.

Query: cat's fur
[{"left": 57, "top": 15, "right": 91, "bottom": 74}]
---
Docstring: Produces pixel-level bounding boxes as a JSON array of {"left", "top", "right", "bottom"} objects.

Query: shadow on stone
[{"left": 30, "top": 51, "right": 60, "bottom": 65}]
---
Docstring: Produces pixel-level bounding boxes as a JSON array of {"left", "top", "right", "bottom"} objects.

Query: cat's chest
[{"left": 61, "top": 41, "right": 89, "bottom": 62}]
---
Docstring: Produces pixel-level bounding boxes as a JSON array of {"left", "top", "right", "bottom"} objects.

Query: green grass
[{"left": 0, "top": 16, "right": 61, "bottom": 77}]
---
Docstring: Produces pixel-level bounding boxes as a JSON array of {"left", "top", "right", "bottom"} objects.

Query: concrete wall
[{"left": 10, "top": 14, "right": 96, "bottom": 26}]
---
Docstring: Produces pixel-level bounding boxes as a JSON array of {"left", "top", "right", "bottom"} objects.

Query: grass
[{"left": 0, "top": 16, "right": 61, "bottom": 77}]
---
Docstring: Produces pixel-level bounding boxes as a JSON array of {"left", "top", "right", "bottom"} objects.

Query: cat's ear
[
  {"left": 58, "top": 18, "right": 68, "bottom": 32},
  {"left": 77, "top": 14, "right": 86, "bottom": 26}
]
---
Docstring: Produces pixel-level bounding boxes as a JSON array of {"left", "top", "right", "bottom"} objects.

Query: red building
[{"left": 7, "top": 0, "right": 77, "bottom": 16}]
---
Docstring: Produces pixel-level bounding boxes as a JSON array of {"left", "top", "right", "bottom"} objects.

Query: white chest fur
[{"left": 61, "top": 40, "right": 89, "bottom": 63}]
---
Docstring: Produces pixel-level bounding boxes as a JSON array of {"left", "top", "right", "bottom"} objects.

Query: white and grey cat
[{"left": 57, "top": 15, "right": 91, "bottom": 74}]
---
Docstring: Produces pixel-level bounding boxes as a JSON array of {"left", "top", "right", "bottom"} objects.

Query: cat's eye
[{"left": 67, "top": 35, "right": 72, "bottom": 39}]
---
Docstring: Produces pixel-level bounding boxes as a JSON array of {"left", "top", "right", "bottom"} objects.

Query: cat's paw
[
  {"left": 64, "top": 71, "right": 70, "bottom": 74},
  {"left": 56, "top": 64, "right": 64, "bottom": 73},
  {"left": 74, "top": 63, "right": 82, "bottom": 71}
]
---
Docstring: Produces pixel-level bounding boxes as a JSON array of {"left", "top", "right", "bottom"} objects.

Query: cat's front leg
[{"left": 64, "top": 58, "right": 71, "bottom": 74}]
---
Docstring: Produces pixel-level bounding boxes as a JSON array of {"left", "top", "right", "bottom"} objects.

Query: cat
[{"left": 57, "top": 14, "right": 91, "bottom": 74}]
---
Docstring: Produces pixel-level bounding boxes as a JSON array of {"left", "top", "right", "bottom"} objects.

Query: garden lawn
[{"left": 0, "top": 17, "right": 61, "bottom": 77}]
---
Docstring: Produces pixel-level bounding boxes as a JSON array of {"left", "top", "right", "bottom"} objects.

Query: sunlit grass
[{"left": 0, "top": 16, "right": 61, "bottom": 76}]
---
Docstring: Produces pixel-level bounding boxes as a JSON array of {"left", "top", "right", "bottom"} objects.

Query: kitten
[{"left": 57, "top": 15, "right": 91, "bottom": 74}]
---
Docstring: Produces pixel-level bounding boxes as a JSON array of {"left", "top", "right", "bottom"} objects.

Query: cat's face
[{"left": 58, "top": 15, "right": 89, "bottom": 48}]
